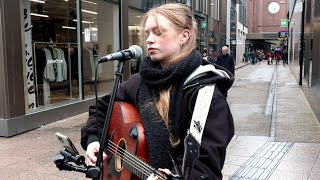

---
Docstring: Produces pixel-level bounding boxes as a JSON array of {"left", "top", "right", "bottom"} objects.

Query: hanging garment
[
  {"left": 52, "top": 48, "right": 68, "bottom": 82},
  {"left": 43, "top": 48, "right": 56, "bottom": 82}
]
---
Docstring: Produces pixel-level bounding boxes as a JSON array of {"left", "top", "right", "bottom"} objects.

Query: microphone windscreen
[{"left": 129, "top": 45, "right": 143, "bottom": 59}]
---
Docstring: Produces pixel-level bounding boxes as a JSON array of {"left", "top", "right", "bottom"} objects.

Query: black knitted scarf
[{"left": 138, "top": 50, "right": 202, "bottom": 169}]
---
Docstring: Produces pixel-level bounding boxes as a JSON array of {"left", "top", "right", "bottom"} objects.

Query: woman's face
[{"left": 144, "top": 15, "right": 186, "bottom": 64}]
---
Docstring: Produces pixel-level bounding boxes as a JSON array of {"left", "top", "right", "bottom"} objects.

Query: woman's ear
[{"left": 180, "top": 29, "right": 191, "bottom": 44}]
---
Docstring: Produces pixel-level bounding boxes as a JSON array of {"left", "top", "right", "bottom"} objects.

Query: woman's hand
[
  {"left": 146, "top": 168, "right": 172, "bottom": 180},
  {"left": 86, "top": 141, "right": 108, "bottom": 166},
  {"left": 147, "top": 173, "right": 158, "bottom": 180}
]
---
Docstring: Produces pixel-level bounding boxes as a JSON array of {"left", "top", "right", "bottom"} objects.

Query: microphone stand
[
  {"left": 54, "top": 149, "right": 88, "bottom": 174},
  {"left": 88, "top": 57, "right": 127, "bottom": 179},
  {"left": 53, "top": 53, "right": 128, "bottom": 179}
]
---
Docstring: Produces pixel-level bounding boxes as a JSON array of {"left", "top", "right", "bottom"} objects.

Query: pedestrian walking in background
[
  {"left": 266, "top": 51, "right": 273, "bottom": 65},
  {"left": 80, "top": 3, "right": 235, "bottom": 180},
  {"left": 276, "top": 52, "right": 281, "bottom": 65},
  {"left": 202, "top": 48, "right": 214, "bottom": 63},
  {"left": 243, "top": 51, "right": 248, "bottom": 63},
  {"left": 216, "top": 46, "right": 235, "bottom": 75},
  {"left": 249, "top": 51, "right": 255, "bottom": 64},
  {"left": 213, "top": 51, "right": 219, "bottom": 63},
  {"left": 282, "top": 49, "right": 288, "bottom": 66}
]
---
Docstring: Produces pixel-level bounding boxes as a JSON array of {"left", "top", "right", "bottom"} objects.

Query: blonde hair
[
  {"left": 139, "top": 3, "right": 197, "bottom": 66},
  {"left": 155, "top": 87, "right": 181, "bottom": 147},
  {"left": 139, "top": 3, "right": 197, "bottom": 147}
]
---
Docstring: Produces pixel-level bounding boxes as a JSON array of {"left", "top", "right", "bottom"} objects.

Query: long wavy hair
[{"left": 139, "top": 3, "right": 197, "bottom": 147}]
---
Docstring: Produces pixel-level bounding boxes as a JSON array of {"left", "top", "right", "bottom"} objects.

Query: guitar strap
[
  {"left": 189, "top": 84, "right": 215, "bottom": 144},
  {"left": 181, "top": 64, "right": 227, "bottom": 179},
  {"left": 184, "top": 64, "right": 225, "bottom": 143},
  {"left": 181, "top": 84, "right": 215, "bottom": 180}
]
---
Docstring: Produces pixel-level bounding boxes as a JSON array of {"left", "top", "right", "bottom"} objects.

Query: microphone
[{"left": 98, "top": 45, "right": 143, "bottom": 63}]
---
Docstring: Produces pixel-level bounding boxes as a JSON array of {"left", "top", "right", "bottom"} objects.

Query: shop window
[
  {"left": 128, "top": 8, "right": 145, "bottom": 75},
  {"left": 24, "top": 0, "right": 80, "bottom": 111},
  {"left": 23, "top": 0, "right": 119, "bottom": 112},
  {"left": 80, "top": 0, "right": 120, "bottom": 99}
]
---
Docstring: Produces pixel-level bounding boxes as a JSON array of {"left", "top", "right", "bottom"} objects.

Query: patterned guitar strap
[
  {"left": 181, "top": 84, "right": 215, "bottom": 180},
  {"left": 179, "top": 64, "right": 228, "bottom": 179}
]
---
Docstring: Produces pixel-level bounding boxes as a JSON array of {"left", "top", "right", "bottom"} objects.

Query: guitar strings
[
  {"left": 107, "top": 140, "right": 167, "bottom": 180},
  {"left": 107, "top": 145, "right": 154, "bottom": 179},
  {"left": 107, "top": 140, "right": 165, "bottom": 179},
  {"left": 107, "top": 140, "right": 166, "bottom": 180}
]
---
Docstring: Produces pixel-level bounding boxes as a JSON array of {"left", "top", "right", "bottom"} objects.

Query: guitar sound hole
[{"left": 115, "top": 138, "right": 127, "bottom": 171}]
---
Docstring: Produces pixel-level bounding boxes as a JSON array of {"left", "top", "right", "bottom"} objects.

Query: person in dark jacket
[
  {"left": 202, "top": 48, "right": 214, "bottom": 63},
  {"left": 81, "top": 3, "right": 234, "bottom": 180},
  {"left": 282, "top": 50, "right": 288, "bottom": 66},
  {"left": 216, "top": 46, "right": 235, "bottom": 75}
]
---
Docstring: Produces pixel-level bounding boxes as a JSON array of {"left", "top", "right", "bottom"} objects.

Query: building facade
[
  {"left": 0, "top": 0, "right": 220, "bottom": 137},
  {"left": 287, "top": 0, "right": 320, "bottom": 121},
  {"left": 235, "top": 0, "right": 248, "bottom": 64},
  {"left": 246, "top": 0, "right": 289, "bottom": 52},
  {"left": 224, "top": 0, "right": 247, "bottom": 64}
]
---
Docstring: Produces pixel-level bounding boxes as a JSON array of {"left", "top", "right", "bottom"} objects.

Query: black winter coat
[
  {"left": 81, "top": 60, "right": 235, "bottom": 180},
  {"left": 216, "top": 54, "right": 235, "bottom": 75}
]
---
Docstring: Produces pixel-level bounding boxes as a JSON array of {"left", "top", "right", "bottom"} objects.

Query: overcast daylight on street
[{"left": 0, "top": 0, "right": 319, "bottom": 179}]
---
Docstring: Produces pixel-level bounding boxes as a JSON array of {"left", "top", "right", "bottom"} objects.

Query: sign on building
[
  {"left": 278, "top": 31, "right": 288, "bottom": 38},
  {"left": 280, "top": 19, "right": 288, "bottom": 27},
  {"left": 200, "top": 21, "right": 207, "bottom": 29}
]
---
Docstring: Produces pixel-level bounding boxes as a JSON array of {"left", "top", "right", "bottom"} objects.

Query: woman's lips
[{"left": 148, "top": 48, "right": 157, "bottom": 53}]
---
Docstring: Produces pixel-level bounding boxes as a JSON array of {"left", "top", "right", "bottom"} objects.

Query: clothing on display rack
[
  {"left": 33, "top": 42, "right": 103, "bottom": 106},
  {"left": 33, "top": 42, "right": 76, "bottom": 106}
]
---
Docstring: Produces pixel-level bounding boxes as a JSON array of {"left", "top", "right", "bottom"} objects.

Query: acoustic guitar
[{"left": 102, "top": 101, "right": 167, "bottom": 180}]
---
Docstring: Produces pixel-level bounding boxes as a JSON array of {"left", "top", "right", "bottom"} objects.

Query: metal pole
[{"left": 299, "top": 1, "right": 305, "bottom": 85}]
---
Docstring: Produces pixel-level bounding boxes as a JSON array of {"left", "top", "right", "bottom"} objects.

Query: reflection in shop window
[
  {"left": 81, "top": 0, "right": 120, "bottom": 99},
  {"left": 128, "top": 8, "right": 145, "bottom": 75}
]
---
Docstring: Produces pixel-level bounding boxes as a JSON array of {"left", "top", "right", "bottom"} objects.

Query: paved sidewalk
[
  {"left": 0, "top": 113, "right": 88, "bottom": 179},
  {"left": 223, "top": 62, "right": 320, "bottom": 180}
]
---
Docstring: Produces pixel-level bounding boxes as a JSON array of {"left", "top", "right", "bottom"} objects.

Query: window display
[
  {"left": 23, "top": 0, "right": 120, "bottom": 112},
  {"left": 24, "top": 0, "right": 80, "bottom": 111}
]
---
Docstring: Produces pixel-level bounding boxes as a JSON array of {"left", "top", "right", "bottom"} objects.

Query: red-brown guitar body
[{"left": 102, "top": 101, "right": 149, "bottom": 180}]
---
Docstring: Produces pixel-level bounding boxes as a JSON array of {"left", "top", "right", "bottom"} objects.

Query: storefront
[
  {"left": 288, "top": 0, "right": 320, "bottom": 121},
  {"left": 0, "top": 0, "right": 153, "bottom": 137},
  {"left": 0, "top": 0, "right": 210, "bottom": 137}
]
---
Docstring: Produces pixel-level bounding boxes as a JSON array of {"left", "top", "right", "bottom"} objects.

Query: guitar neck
[{"left": 107, "top": 141, "right": 167, "bottom": 180}]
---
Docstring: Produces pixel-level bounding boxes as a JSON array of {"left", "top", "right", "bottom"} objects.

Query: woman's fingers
[
  {"left": 86, "top": 142, "right": 111, "bottom": 166},
  {"left": 158, "top": 168, "right": 172, "bottom": 175},
  {"left": 86, "top": 142, "right": 100, "bottom": 165},
  {"left": 146, "top": 168, "right": 172, "bottom": 179},
  {"left": 86, "top": 150, "right": 97, "bottom": 166},
  {"left": 102, "top": 152, "right": 109, "bottom": 160},
  {"left": 146, "top": 173, "right": 158, "bottom": 180}
]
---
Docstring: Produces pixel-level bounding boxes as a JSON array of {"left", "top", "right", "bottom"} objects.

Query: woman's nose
[{"left": 146, "top": 34, "right": 155, "bottom": 44}]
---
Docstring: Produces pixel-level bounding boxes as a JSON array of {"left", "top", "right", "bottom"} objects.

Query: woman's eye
[{"left": 155, "top": 29, "right": 162, "bottom": 35}]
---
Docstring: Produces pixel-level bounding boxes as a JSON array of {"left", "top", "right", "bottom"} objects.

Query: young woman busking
[{"left": 81, "top": 3, "right": 235, "bottom": 179}]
